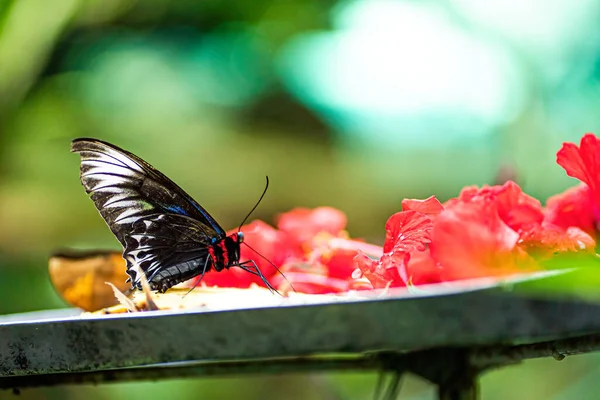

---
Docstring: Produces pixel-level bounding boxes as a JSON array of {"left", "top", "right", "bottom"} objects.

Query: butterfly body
[
  {"left": 71, "top": 138, "right": 247, "bottom": 293},
  {"left": 135, "top": 232, "right": 244, "bottom": 293}
]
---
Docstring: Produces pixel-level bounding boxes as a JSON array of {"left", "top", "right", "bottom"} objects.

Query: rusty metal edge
[{"left": 2, "top": 269, "right": 599, "bottom": 383}]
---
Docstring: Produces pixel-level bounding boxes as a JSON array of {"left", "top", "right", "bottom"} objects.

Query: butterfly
[{"left": 71, "top": 138, "right": 275, "bottom": 293}]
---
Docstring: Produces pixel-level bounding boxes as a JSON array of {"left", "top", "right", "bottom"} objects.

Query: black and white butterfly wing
[
  {"left": 125, "top": 213, "right": 213, "bottom": 290},
  {"left": 71, "top": 138, "right": 226, "bottom": 289}
]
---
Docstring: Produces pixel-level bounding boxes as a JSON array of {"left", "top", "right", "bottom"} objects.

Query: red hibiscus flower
[
  {"left": 270, "top": 207, "right": 376, "bottom": 293},
  {"left": 354, "top": 252, "right": 402, "bottom": 289},
  {"left": 545, "top": 184, "right": 597, "bottom": 236},
  {"left": 271, "top": 232, "right": 383, "bottom": 293},
  {"left": 557, "top": 133, "right": 600, "bottom": 206},
  {"left": 446, "top": 181, "right": 544, "bottom": 233},
  {"left": 549, "top": 133, "right": 600, "bottom": 238},
  {"left": 271, "top": 255, "right": 372, "bottom": 294},
  {"left": 430, "top": 201, "right": 537, "bottom": 281},
  {"left": 313, "top": 244, "right": 368, "bottom": 280},
  {"left": 401, "top": 195, "right": 444, "bottom": 216},
  {"left": 276, "top": 206, "right": 347, "bottom": 247},
  {"left": 354, "top": 210, "right": 434, "bottom": 288},
  {"left": 269, "top": 258, "right": 341, "bottom": 294},
  {"left": 437, "top": 180, "right": 594, "bottom": 270},
  {"left": 187, "top": 132, "right": 600, "bottom": 296}
]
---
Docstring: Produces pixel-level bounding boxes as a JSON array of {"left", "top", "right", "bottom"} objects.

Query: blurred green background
[{"left": 1, "top": 0, "right": 600, "bottom": 398}]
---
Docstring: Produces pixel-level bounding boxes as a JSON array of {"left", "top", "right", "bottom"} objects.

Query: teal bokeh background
[{"left": 1, "top": 0, "right": 599, "bottom": 398}]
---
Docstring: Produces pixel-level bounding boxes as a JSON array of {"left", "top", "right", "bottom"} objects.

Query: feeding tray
[{"left": 2, "top": 270, "right": 600, "bottom": 399}]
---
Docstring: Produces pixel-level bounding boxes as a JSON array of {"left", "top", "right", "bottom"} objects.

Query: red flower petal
[
  {"left": 518, "top": 223, "right": 596, "bottom": 258},
  {"left": 404, "top": 248, "right": 442, "bottom": 285},
  {"left": 274, "top": 271, "right": 350, "bottom": 294},
  {"left": 545, "top": 183, "right": 597, "bottom": 235},
  {"left": 354, "top": 252, "right": 403, "bottom": 289},
  {"left": 446, "top": 181, "right": 544, "bottom": 233},
  {"left": 228, "top": 220, "right": 303, "bottom": 278},
  {"left": 401, "top": 196, "right": 444, "bottom": 217},
  {"left": 494, "top": 181, "right": 544, "bottom": 231},
  {"left": 277, "top": 207, "right": 347, "bottom": 245},
  {"left": 557, "top": 133, "right": 600, "bottom": 206},
  {"left": 430, "top": 201, "right": 536, "bottom": 281},
  {"left": 564, "top": 226, "right": 596, "bottom": 251},
  {"left": 383, "top": 211, "right": 433, "bottom": 254},
  {"left": 313, "top": 236, "right": 383, "bottom": 258},
  {"left": 197, "top": 267, "right": 262, "bottom": 288},
  {"left": 456, "top": 185, "right": 482, "bottom": 202},
  {"left": 317, "top": 247, "right": 361, "bottom": 280},
  {"left": 354, "top": 211, "right": 434, "bottom": 288},
  {"left": 307, "top": 235, "right": 384, "bottom": 281}
]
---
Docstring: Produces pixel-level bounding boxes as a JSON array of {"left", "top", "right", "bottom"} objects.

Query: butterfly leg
[
  {"left": 183, "top": 255, "right": 212, "bottom": 298},
  {"left": 238, "top": 260, "right": 280, "bottom": 295}
]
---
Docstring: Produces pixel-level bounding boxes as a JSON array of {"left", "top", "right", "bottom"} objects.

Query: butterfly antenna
[
  {"left": 238, "top": 176, "right": 269, "bottom": 231},
  {"left": 242, "top": 242, "right": 296, "bottom": 293}
]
